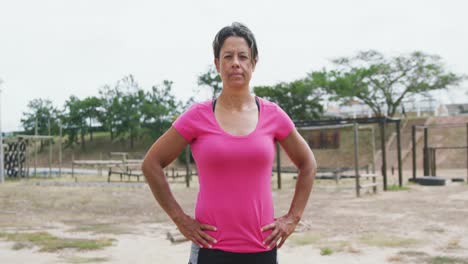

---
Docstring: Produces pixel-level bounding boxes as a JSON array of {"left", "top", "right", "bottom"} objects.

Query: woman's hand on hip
[
  {"left": 261, "top": 214, "right": 299, "bottom": 249},
  {"left": 174, "top": 214, "right": 217, "bottom": 248}
]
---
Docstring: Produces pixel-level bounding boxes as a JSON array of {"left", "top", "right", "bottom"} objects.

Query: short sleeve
[
  {"left": 172, "top": 104, "right": 200, "bottom": 143},
  {"left": 274, "top": 105, "right": 295, "bottom": 141}
]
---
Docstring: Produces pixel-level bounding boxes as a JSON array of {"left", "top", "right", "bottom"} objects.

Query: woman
[{"left": 141, "top": 22, "right": 316, "bottom": 264}]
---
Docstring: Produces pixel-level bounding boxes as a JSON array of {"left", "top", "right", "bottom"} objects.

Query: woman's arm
[
  {"left": 262, "top": 128, "right": 317, "bottom": 248},
  {"left": 141, "top": 127, "right": 217, "bottom": 248}
]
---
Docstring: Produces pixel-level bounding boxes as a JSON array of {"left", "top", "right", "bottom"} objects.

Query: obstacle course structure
[
  {"left": 2, "top": 134, "right": 57, "bottom": 180},
  {"left": 411, "top": 122, "right": 468, "bottom": 184},
  {"left": 3, "top": 138, "right": 28, "bottom": 177},
  {"left": 275, "top": 116, "right": 403, "bottom": 195}
]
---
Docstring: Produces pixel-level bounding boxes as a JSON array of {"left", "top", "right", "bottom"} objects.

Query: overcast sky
[{"left": 1, "top": 0, "right": 467, "bottom": 132}]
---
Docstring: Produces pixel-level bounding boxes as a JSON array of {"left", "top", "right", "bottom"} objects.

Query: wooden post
[
  {"left": 396, "top": 120, "right": 403, "bottom": 187},
  {"left": 423, "top": 127, "right": 429, "bottom": 176},
  {"left": 59, "top": 121, "right": 62, "bottom": 177},
  {"left": 379, "top": 118, "right": 388, "bottom": 191},
  {"left": 466, "top": 123, "right": 468, "bottom": 183},
  {"left": 185, "top": 145, "right": 190, "bottom": 188},
  {"left": 34, "top": 119, "right": 37, "bottom": 177},
  {"left": 431, "top": 148, "right": 434, "bottom": 176},
  {"left": 99, "top": 152, "right": 103, "bottom": 176},
  {"left": 276, "top": 142, "right": 281, "bottom": 190},
  {"left": 48, "top": 118, "right": 52, "bottom": 177},
  {"left": 354, "top": 123, "right": 360, "bottom": 197},
  {"left": 25, "top": 139, "right": 30, "bottom": 177},
  {"left": 412, "top": 125, "right": 416, "bottom": 179},
  {"left": 71, "top": 153, "right": 74, "bottom": 179},
  {"left": 371, "top": 126, "right": 376, "bottom": 174}
]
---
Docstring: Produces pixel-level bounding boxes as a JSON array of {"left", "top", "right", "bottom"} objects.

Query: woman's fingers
[
  {"left": 199, "top": 230, "right": 217, "bottom": 244},
  {"left": 200, "top": 224, "right": 217, "bottom": 231},
  {"left": 262, "top": 215, "right": 298, "bottom": 248},
  {"left": 199, "top": 223, "right": 217, "bottom": 246},
  {"left": 195, "top": 231, "right": 211, "bottom": 248},
  {"left": 192, "top": 236, "right": 206, "bottom": 248},
  {"left": 267, "top": 234, "right": 281, "bottom": 249},
  {"left": 176, "top": 216, "right": 218, "bottom": 248},
  {"left": 277, "top": 235, "right": 288, "bottom": 249},
  {"left": 263, "top": 228, "right": 279, "bottom": 245},
  {"left": 192, "top": 223, "right": 217, "bottom": 248},
  {"left": 261, "top": 223, "right": 276, "bottom": 232}
]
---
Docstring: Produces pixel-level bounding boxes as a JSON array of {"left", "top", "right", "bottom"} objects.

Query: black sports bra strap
[
  {"left": 212, "top": 96, "right": 259, "bottom": 112},
  {"left": 212, "top": 98, "right": 216, "bottom": 112}
]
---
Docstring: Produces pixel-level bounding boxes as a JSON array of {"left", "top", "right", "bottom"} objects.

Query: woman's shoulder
[
  {"left": 184, "top": 99, "right": 212, "bottom": 113},
  {"left": 256, "top": 96, "right": 282, "bottom": 112}
]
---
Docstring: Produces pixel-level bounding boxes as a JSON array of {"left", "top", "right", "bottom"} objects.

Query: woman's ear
[{"left": 214, "top": 58, "right": 220, "bottom": 73}]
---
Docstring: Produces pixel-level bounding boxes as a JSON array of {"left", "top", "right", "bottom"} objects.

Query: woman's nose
[{"left": 232, "top": 56, "right": 240, "bottom": 67}]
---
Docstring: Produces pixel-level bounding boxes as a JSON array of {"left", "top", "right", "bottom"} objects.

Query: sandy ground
[{"left": 1, "top": 171, "right": 468, "bottom": 264}]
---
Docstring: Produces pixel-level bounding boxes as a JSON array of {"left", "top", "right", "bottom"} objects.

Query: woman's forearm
[
  {"left": 287, "top": 162, "right": 316, "bottom": 222},
  {"left": 142, "top": 162, "right": 186, "bottom": 222}
]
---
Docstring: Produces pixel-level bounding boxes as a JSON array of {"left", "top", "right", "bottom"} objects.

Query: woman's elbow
[
  {"left": 141, "top": 155, "right": 162, "bottom": 178},
  {"left": 298, "top": 155, "right": 317, "bottom": 177},
  {"left": 310, "top": 155, "right": 317, "bottom": 175}
]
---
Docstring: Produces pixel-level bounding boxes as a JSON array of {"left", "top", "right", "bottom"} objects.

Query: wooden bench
[
  {"left": 358, "top": 173, "right": 378, "bottom": 194},
  {"left": 108, "top": 162, "right": 144, "bottom": 182}
]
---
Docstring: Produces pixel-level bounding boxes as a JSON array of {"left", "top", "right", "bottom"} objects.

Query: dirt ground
[{"left": 1, "top": 171, "right": 468, "bottom": 264}]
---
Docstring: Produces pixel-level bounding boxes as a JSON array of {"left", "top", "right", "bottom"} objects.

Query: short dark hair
[{"left": 212, "top": 22, "right": 258, "bottom": 63}]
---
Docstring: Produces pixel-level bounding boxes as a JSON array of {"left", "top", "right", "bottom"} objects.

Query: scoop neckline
[{"left": 210, "top": 96, "right": 262, "bottom": 138}]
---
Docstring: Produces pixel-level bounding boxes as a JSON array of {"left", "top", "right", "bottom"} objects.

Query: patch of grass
[
  {"left": 0, "top": 232, "right": 114, "bottom": 252},
  {"left": 289, "top": 233, "right": 353, "bottom": 254},
  {"left": 321, "top": 240, "right": 351, "bottom": 252},
  {"left": 398, "top": 250, "right": 429, "bottom": 257},
  {"left": 387, "top": 255, "right": 404, "bottom": 262},
  {"left": 63, "top": 256, "right": 110, "bottom": 264},
  {"left": 12, "top": 242, "right": 32, "bottom": 250},
  {"left": 424, "top": 227, "right": 445, "bottom": 233},
  {"left": 446, "top": 239, "right": 461, "bottom": 249},
  {"left": 428, "top": 256, "right": 468, "bottom": 264},
  {"left": 320, "top": 247, "right": 333, "bottom": 256},
  {"left": 359, "top": 234, "right": 421, "bottom": 248},
  {"left": 393, "top": 250, "right": 431, "bottom": 263},
  {"left": 289, "top": 232, "right": 322, "bottom": 246},
  {"left": 387, "top": 185, "right": 410, "bottom": 191},
  {"left": 68, "top": 223, "right": 132, "bottom": 235}
]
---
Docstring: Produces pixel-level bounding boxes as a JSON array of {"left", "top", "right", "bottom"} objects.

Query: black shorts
[{"left": 189, "top": 244, "right": 277, "bottom": 264}]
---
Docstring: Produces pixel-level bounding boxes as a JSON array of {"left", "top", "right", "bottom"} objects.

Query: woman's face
[{"left": 215, "top": 36, "right": 256, "bottom": 89}]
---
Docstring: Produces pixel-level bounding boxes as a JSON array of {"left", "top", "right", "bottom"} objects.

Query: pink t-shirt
[{"left": 172, "top": 97, "right": 294, "bottom": 253}]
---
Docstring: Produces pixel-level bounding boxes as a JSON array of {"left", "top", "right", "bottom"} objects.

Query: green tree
[
  {"left": 81, "top": 96, "right": 102, "bottom": 141},
  {"left": 141, "top": 80, "right": 181, "bottom": 140},
  {"left": 198, "top": 66, "right": 222, "bottom": 99},
  {"left": 21, "top": 98, "right": 59, "bottom": 134},
  {"left": 314, "top": 50, "right": 464, "bottom": 117},
  {"left": 98, "top": 84, "right": 121, "bottom": 141},
  {"left": 254, "top": 79, "right": 323, "bottom": 120},
  {"left": 21, "top": 98, "right": 59, "bottom": 150},
  {"left": 62, "top": 96, "right": 88, "bottom": 149},
  {"left": 113, "top": 75, "right": 145, "bottom": 149}
]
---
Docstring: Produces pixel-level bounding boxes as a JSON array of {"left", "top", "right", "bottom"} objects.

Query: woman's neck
[{"left": 217, "top": 89, "right": 256, "bottom": 112}]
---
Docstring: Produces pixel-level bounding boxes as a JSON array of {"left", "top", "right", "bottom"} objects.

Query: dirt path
[{"left": 1, "top": 175, "right": 468, "bottom": 263}]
